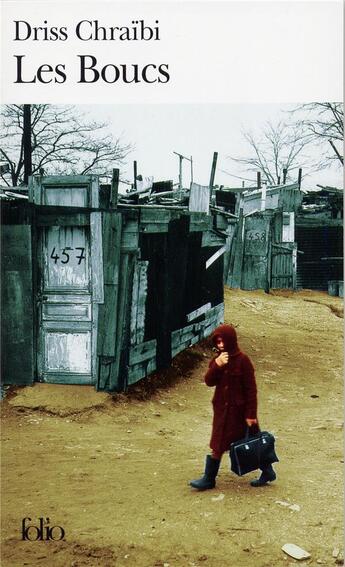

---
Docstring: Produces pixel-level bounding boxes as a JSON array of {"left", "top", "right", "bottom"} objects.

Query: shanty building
[
  {"left": 1, "top": 174, "right": 225, "bottom": 392},
  {"left": 295, "top": 186, "right": 343, "bottom": 293}
]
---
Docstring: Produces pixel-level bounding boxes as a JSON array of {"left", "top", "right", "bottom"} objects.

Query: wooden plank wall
[
  {"left": 189, "top": 183, "right": 210, "bottom": 214},
  {"left": 241, "top": 214, "right": 271, "bottom": 291},
  {"left": 1, "top": 225, "right": 34, "bottom": 384},
  {"left": 271, "top": 243, "right": 295, "bottom": 289},
  {"left": 96, "top": 212, "right": 122, "bottom": 390}
]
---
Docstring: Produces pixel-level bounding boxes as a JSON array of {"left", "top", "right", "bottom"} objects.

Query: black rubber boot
[
  {"left": 189, "top": 455, "right": 221, "bottom": 490},
  {"left": 250, "top": 464, "right": 276, "bottom": 487}
]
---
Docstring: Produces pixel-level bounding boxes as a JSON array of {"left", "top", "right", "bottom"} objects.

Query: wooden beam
[
  {"left": 110, "top": 168, "right": 119, "bottom": 209},
  {"left": 206, "top": 245, "right": 227, "bottom": 269},
  {"left": 209, "top": 152, "right": 218, "bottom": 194},
  {"left": 133, "top": 161, "right": 138, "bottom": 190},
  {"left": 186, "top": 302, "right": 211, "bottom": 322},
  {"left": 229, "top": 208, "right": 244, "bottom": 288},
  {"left": 90, "top": 212, "right": 104, "bottom": 304}
]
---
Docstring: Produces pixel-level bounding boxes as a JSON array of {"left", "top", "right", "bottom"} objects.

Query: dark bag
[{"left": 229, "top": 428, "right": 279, "bottom": 476}]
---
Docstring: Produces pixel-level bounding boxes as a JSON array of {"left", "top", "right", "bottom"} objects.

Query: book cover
[{"left": 1, "top": 1, "right": 343, "bottom": 566}]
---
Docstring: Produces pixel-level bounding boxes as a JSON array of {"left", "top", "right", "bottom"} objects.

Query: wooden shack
[
  {"left": 295, "top": 186, "right": 343, "bottom": 290},
  {"left": 1, "top": 174, "right": 225, "bottom": 392},
  {"left": 218, "top": 182, "right": 303, "bottom": 290}
]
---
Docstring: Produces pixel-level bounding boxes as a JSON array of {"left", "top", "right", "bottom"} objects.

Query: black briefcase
[{"left": 229, "top": 428, "right": 279, "bottom": 476}]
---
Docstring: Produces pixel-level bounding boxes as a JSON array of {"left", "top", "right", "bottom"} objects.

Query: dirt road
[{"left": 1, "top": 288, "right": 343, "bottom": 567}]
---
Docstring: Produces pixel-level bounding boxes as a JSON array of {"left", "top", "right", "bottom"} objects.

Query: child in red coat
[{"left": 189, "top": 324, "right": 276, "bottom": 490}]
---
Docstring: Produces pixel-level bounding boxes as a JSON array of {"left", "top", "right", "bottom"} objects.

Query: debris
[
  {"left": 211, "top": 493, "right": 225, "bottom": 502},
  {"left": 310, "top": 394, "right": 319, "bottom": 399},
  {"left": 335, "top": 557, "right": 344, "bottom": 565},
  {"left": 333, "top": 548, "right": 340, "bottom": 558},
  {"left": 281, "top": 543, "right": 311, "bottom": 560},
  {"left": 276, "top": 500, "right": 290, "bottom": 507},
  {"left": 289, "top": 504, "right": 301, "bottom": 512}
]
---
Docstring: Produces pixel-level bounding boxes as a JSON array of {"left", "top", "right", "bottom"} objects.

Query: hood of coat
[{"left": 212, "top": 324, "right": 241, "bottom": 356}]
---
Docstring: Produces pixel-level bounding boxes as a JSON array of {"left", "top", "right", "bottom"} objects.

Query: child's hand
[{"left": 215, "top": 352, "right": 229, "bottom": 367}]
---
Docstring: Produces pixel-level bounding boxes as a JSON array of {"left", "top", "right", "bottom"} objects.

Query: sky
[{"left": 83, "top": 103, "right": 343, "bottom": 193}]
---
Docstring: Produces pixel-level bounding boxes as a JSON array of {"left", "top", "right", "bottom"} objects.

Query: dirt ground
[{"left": 1, "top": 288, "right": 344, "bottom": 567}]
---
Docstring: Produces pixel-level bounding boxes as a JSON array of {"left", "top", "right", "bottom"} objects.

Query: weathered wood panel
[
  {"left": 129, "top": 339, "right": 157, "bottom": 365},
  {"left": 140, "top": 208, "right": 172, "bottom": 233},
  {"left": 241, "top": 214, "right": 271, "bottom": 291},
  {"left": 121, "top": 219, "right": 139, "bottom": 250},
  {"left": 189, "top": 183, "right": 210, "bottom": 214},
  {"left": 127, "top": 356, "right": 156, "bottom": 386},
  {"left": 271, "top": 245, "right": 295, "bottom": 289},
  {"left": 43, "top": 226, "right": 90, "bottom": 290},
  {"left": 228, "top": 209, "right": 244, "bottom": 288},
  {"left": 130, "top": 261, "right": 149, "bottom": 346},
  {"left": 1, "top": 225, "right": 34, "bottom": 385},
  {"left": 90, "top": 212, "right": 104, "bottom": 303},
  {"left": 36, "top": 212, "right": 89, "bottom": 227},
  {"left": 189, "top": 212, "right": 212, "bottom": 232},
  {"left": 186, "top": 302, "right": 211, "bottom": 322},
  {"left": 113, "top": 252, "right": 136, "bottom": 390},
  {"left": 202, "top": 230, "right": 226, "bottom": 248},
  {"left": 97, "top": 213, "right": 122, "bottom": 390}
]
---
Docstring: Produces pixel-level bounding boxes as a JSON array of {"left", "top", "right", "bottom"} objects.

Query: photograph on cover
[{"left": 1, "top": 102, "right": 343, "bottom": 566}]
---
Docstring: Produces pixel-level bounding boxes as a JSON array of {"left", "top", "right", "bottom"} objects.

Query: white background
[{"left": 1, "top": 0, "right": 343, "bottom": 104}]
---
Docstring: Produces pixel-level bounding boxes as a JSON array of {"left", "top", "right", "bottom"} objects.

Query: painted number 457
[{"left": 50, "top": 247, "right": 86, "bottom": 265}]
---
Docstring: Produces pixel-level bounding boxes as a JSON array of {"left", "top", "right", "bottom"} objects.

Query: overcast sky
[{"left": 83, "top": 103, "right": 343, "bottom": 192}]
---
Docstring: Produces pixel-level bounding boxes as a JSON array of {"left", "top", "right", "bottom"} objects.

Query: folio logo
[{"left": 21, "top": 517, "right": 65, "bottom": 541}]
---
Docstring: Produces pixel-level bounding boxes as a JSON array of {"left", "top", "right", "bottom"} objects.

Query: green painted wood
[
  {"left": 38, "top": 175, "right": 94, "bottom": 186},
  {"left": 129, "top": 339, "right": 157, "bottom": 365},
  {"left": 228, "top": 208, "right": 244, "bottom": 288},
  {"left": 130, "top": 261, "right": 148, "bottom": 346},
  {"left": 97, "top": 212, "right": 122, "bottom": 360},
  {"left": 42, "top": 372, "right": 93, "bottom": 385},
  {"left": 127, "top": 356, "right": 156, "bottom": 386},
  {"left": 189, "top": 212, "right": 212, "bottom": 232},
  {"left": 121, "top": 219, "right": 139, "bottom": 251},
  {"left": 90, "top": 212, "right": 104, "bottom": 304},
  {"left": 201, "top": 230, "right": 226, "bottom": 248},
  {"left": 1, "top": 225, "right": 34, "bottom": 385},
  {"left": 36, "top": 213, "right": 89, "bottom": 227},
  {"left": 116, "top": 253, "right": 137, "bottom": 390}
]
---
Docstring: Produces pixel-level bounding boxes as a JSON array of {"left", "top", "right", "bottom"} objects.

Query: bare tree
[
  {"left": 0, "top": 104, "right": 133, "bottom": 186},
  {"left": 229, "top": 120, "right": 313, "bottom": 185},
  {"left": 291, "top": 102, "right": 343, "bottom": 165}
]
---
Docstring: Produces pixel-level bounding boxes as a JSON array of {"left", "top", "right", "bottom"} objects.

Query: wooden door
[
  {"left": 271, "top": 243, "right": 297, "bottom": 289},
  {"left": 37, "top": 225, "right": 94, "bottom": 384},
  {"left": 241, "top": 215, "right": 271, "bottom": 290}
]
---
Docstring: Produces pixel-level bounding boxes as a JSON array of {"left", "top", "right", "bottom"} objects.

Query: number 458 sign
[{"left": 50, "top": 247, "right": 86, "bottom": 265}]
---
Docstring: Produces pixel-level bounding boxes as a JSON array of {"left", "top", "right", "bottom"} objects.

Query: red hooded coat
[{"left": 205, "top": 324, "right": 258, "bottom": 455}]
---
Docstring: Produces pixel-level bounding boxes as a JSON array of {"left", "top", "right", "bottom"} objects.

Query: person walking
[{"left": 189, "top": 323, "right": 276, "bottom": 490}]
